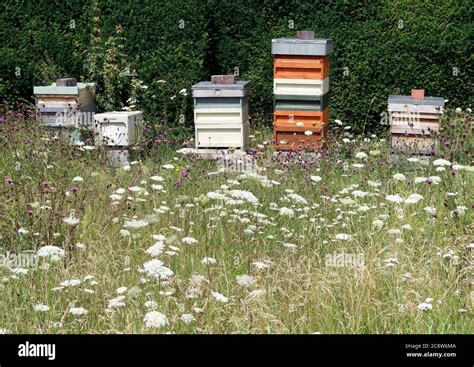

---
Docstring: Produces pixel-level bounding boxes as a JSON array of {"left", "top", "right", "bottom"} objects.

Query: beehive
[
  {"left": 388, "top": 91, "right": 444, "bottom": 154},
  {"left": 272, "top": 31, "right": 332, "bottom": 151},
  {"left": 94, "top": 111, "right": 144, "bottom": 147},
  {"left": 192, "top": 76, "right": 250, "bottom": 151},
  {"left": 34, "top": 78, "right": 96, "bottom": 128}
]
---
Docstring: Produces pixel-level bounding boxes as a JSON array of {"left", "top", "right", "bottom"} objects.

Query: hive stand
[{"left": 272, "top": 31, "right": 332, "bottom": 151}]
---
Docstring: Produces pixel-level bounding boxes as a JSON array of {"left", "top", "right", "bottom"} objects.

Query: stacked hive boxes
[
  {"left": 388, "top": 89, "right": 444, "bottom": 154},
  {"left": 94, "top": 111, "right": 144, "bottom": 165},
  {"left": 272, "top": 31, "right": 332, "bottom": 151},
  {"left": 33, "top": 78, "right": 96, "bottom": 145},
  {"left": 192, "top": 75, "right": 250, "bottom": 152}
]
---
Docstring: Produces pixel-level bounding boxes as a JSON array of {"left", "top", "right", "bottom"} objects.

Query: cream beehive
[{"left": 192, "top": 76, "right": 250, "bottom": 151}]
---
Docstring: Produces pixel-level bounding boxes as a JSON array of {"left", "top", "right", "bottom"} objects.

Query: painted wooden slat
[
  {"left": 388, "top": 95, "right": 445, "bottom": 107},
  {"left": 194, "top": 106, "right": 248, "bottom": 125},
  {"left": 274, "top": 93, "right": 329, "bottom": 111},
  {"left": 273, "top": 108, "right": 329, "bottom": 128},
  {"left": 388, "top": 103, "right": 444, "bottom": 114},
  {"left": 192, "top": 81, "right": 250, "bottom": 98},
  {"left": 272, "top": 38, "right": 333, "bottom": 56},
  {"left": 274, "top": 55, "right": 330, "bottom": 79},
  {"left": 195, "top": 123, "right": 248, "bottom": 150},
  {"left": 194, "top": 97, "right": 247, "bottom": 109},
  {"left": 274, "top": 78, "right": 329, "bottom": 96},
  {"left": 390, "top": 125, "right": 439, "bottom": 135},
  {"left": 273, "top": 124, "right": 328, "bottom": 151}
]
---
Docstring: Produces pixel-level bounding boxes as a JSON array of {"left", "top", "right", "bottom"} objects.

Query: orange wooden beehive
[
  {"left": 272, "top": 31, "right": 332, "bottom": 152},
  {"left": 274, "top": 55, "right": 330, "bottom": 79}
]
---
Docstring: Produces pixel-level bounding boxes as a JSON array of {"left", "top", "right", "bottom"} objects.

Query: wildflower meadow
[{"left": 0, "top": 107, "right": 472, "bottom": 334}]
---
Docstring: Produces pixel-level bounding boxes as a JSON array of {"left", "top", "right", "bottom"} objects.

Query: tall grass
[{"left": 0, "top": 109, "right": 472, "bottom": 334}]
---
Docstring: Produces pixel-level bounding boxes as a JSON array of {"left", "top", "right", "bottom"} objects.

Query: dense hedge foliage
[{"left": 0, "top": 0, "right": 472, "bottom": 131}]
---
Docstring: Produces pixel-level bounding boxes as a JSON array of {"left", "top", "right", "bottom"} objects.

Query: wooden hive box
[
  {"left": 388, "top": 93, "right": 444, "bottom": 154},
  {"left": 192, "top": 78, "right": 250, "bottom": 151},
  {"left": 272, "top": 32, "right": 332, "bottom": 151},
  {"left": 274, "top": 55, "right": 330, "bottom": 79},
  {"left": 94, "top": 111, "right": 144, "bottom": 147},
  {"left": 34, "top": 79, "right": 96, "bottom": 128}
]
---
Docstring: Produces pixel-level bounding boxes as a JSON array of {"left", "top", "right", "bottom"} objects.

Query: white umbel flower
[
  {"left": 386, "top": 194, "right": 404, "bottom": 204},
  {"left": 69, "top": 307, "right": 88, "bottom": 316},
  {"left": 433, "top": 159, "right": 451, "bottom": 167},
  {"left": 36, "top": 245, "right": 65, "bottom": 262},
  {"left": 182, "top": 237, "right": 198, "bottom": 245},
  {"left": 211, "top": 291, "right": 228, "bottom": 303},
  {"left": 144, "top": 311, "right": 168, "bottom": 328},
  {"left": 180, "top": 314, "right": 196, "bottom": 324},
  {"left": 405, "top": 193, "right": 423, "bottom": 204},
  {"left": 393, "top": 173, "right": 406, "bottom": 182},
  {"left": 335, "top": 233, "right": 353, "bottom": 241},
  {"left": 236, "top": 274, "right": 257, "bottom": 287},
  {"left": 63, "top": 215, "right": 80, "bottom": 226},
  {"left": 143, "top": 259, "right": 174, "bottom": 280},
  {"left": 33, "top": 304, "right": 49, "bottom": 312}
]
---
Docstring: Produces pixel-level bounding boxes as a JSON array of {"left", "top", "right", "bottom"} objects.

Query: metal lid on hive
[
  {"left": 192, "top": 75, "right": 250, "bottom": 98},
  {"left": 388, "top": 95, "right": 445, "bottom": 107},
  {"left": 272, "top": 30, "right": 333, "bottom": 56},
  {"left": 34, "top": 79, "right": 95, "bottom": 95}
]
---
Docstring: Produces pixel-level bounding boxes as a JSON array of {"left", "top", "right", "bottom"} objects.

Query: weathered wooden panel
[
  {"left": 273, "top": 125, "right": 328, "bottom": 151},
  {"left": 388, "top": 103, "right": 444, "bottom": 114},
  {"left": 391, "top": 135, "right": 435, "bottom": 154},
  {"left": 94, "top": 111, "right": 143, "bottom": 147},
  {"left": 211, "top": 75, "right": 235, "bottom": 84}
]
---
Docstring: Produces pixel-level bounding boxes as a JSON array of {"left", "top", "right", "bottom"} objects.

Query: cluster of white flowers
[
  {"left": 143, "top": 311, "right": 168, "bottom": 328},
  {"left": 142, "top": 259, "right": 174, "bottom": 280},
  {"left": 36, "top": 246, "right": 65, "bottom": 262}
]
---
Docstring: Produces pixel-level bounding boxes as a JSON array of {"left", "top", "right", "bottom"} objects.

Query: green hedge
[{"left": 0, "top": 0, "right": 472, "bottom": 131}]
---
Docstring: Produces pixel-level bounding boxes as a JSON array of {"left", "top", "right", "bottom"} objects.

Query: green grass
[{"left": 0, "top": 112, "right": 472, "bottom": 334}]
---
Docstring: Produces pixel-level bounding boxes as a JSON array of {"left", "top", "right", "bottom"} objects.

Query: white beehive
[
  {"left": 192, "top": 76, "right": 250, "bottom": 151},
  {"left": 94, "top": 111, "right": 143, "bottom": 147}
]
